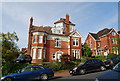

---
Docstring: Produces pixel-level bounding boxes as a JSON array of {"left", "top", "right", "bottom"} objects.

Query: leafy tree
[
  {"left": 82, "top": 44, "right": 92, "bottom": 57},
  {"left": 0, "top": 32, "right": 20, "bottom": 64}
]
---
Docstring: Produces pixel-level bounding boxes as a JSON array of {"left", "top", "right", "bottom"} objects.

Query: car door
[
  {"left": 93, "top": 60, "right": 101, "bottom": 70},
  {"left": 31, "top": 66, "right": 45, "bottom": 79},
  {"left": 16, "top": 67, "right": 35, "bottom": 80},
  {"left": 84, "top": 60, "right": 95, "bottom": 72}
]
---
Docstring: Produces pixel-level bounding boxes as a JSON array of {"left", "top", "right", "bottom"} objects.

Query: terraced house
[
  {"left": 27, "top": 14, "right": 82, "bottom": 63},
  {"left": 85, "top": 28, "right": 119, "bottom": 56}
]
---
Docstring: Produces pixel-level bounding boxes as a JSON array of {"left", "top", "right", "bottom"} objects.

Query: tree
[
  {"left": 0, "top": 32, "right": 20, "bottom": 64},
  {"left": 82, "top": 44, "right": 92, "bottom": 57}
]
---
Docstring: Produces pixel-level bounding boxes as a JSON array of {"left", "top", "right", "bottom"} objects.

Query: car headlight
[
  {"left": 95, "top": 78, "right": 99, "bottom": 81},
  {"left": 1, "top": 77, "right": 5, "bottom": 80},
  {"left": 73, "top": 67, "right": 78, "bottom": 70}
]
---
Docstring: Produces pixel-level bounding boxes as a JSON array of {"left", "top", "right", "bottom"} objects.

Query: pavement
[{"left": 54, "top": 70, "right": 71, "bottom": 77}]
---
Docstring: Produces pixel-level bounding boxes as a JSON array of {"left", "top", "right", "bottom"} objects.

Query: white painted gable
[{"left": 69, "top": 31, "right": 82, "bottom": 37}]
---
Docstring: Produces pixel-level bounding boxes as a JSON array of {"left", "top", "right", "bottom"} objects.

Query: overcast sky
[{"left": 1, "top": 2, "right": 119, "bottom": 49}]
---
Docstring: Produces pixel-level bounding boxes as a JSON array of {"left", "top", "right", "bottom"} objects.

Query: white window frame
[
  {"left": 33, "top": 35, "right": 37, "bottom": 43},
  {"left": 112, "top": 32, "right": 116, "bottom": 36},
  {"left": 52, "top": 54, "right": 56, "bottom": 59},
  {"left": 39, "top": 35, "right": 43, "bottom": 43},
  {"left": 38, "top": 48, "right": 42, "bottom": 59},
  {"left": 73, "top": 39, "right": 79, "bottom": 46},
  {"left": 55, "top": 39, "right": 61, "bottom": 47},
  {"left": 72, "top": 50, "right": 80, "bottom": 59},
  {"left": 33, "top": 48, "right": 36, "bottom": 59},
  {"left": 98, "top": 42, "right": 100, "bottom": 47},
  {"left": 44, "top": 36, "right": 46, "bottom": 44},
  {"left": 112, "top": 38, "right": 116, "bottom": 44}
]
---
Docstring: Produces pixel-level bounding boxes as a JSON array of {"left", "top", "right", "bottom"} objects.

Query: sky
[{"left": 1, "top": 1, "right": 119, "bottom": 49}]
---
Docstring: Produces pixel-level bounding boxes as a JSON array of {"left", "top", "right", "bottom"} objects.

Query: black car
[
  {"left": 1, "top": 65, "right": 54, "bottom": 81},
  {"left": 14, "top": 54, "right": 32, "bottom": 63},
  {"left": 70, "top": 59, "right": 106, "bottom": 75},
  {"left": 104, "top": 57, "right": 120, "bottom": 68},
  {"left": 95, "top": 62, "right": 120, "bottom": 81}
]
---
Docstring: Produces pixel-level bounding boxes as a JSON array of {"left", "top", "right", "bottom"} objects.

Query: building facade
[
  {"left": 85, "top": 28, "right": 119, "bottom": 56},
  {"left": 27, "top": 14, "right": 82, "bottom": 63}
]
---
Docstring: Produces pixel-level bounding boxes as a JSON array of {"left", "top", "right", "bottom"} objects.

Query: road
[{"left": 50, "top": 71, "right": 104, "bottom": 81}]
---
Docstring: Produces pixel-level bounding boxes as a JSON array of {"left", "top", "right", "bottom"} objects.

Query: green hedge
[
  {"left": 107, "top": 53, "right": 118, "bottom": 58},
  {"left": 43, "top": 62, "right": 75, "bottom": 71},
  {"left": 2, "top": 62, "right": 32, "bottom": 76}
]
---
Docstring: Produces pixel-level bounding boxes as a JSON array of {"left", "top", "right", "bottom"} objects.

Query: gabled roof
[
  {"left": 31, "top": 26, "right": 72, "bottom": 36},
  {"left": 69, "top": 30, "right": 82, "bottom": 37},
  {"left": 89, "top": 28, "right": 113, "bottom": 40},
  {"left": 54, "top": 18, "right": 75, "bottom": 26}
]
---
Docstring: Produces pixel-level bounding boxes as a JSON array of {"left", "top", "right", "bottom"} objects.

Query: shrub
[
  {"left": 43, "top": 62, "right": 75, "bottom": 71},
  {"left": 95, "top": 55, "right": 106, "bottom": 61},
  {"left": 107, "top": 53, "right": 118, "bottom": 58},
  {"left": 2, "top": 62, "right": 32, "bottom": 76}
]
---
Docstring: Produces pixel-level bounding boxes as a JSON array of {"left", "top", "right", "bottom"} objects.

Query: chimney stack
[
  {"left": 66, "top": 14, "right": 69, "bottom": 23},
  {"left": 30, "top": 17, "right": 33, "bottom": 26}
]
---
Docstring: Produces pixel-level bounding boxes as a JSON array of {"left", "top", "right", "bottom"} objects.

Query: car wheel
[
  {"left": 100, "top": 66, "right": 106, "bottom": 71},
  {"left": 79, "top": 69, "right": 85, "bottom": 75},
  {"left": 40, "top": 74, "right": 48, "bottom": 81},
  {"left": 4, "top": 77, "right": 13, "bottom": 81}
]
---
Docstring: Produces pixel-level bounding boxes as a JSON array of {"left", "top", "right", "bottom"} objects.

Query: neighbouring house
[
  {"left": 118, "top": 31, "right": 120, "bottom": 36},
  {"left": 84, "top": 28, "right": 119, "bottom": 56},
  {"left": 27, "top": 14, "right": 82, "bottom": 63}
]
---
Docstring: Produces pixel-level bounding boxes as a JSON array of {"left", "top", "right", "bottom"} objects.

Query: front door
[{"left": 57, "top": 54, "right": 61, "bottom": 62}]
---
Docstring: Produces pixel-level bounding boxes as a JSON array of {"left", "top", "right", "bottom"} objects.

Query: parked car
[
  {"left": 70, "top": 59, "right": 106, "bottom": 75},
  {"left": 95, "top": 62, "right": 120, "bottom": 81},
  {"left": 1, "top": 65, "right": 54, "bottom": 81},
  {"left": 104, "top": 57, "right": 120, "bottom": 69},
  {"left": 13, "top": 54, "right": 32, "bottom": 64}
]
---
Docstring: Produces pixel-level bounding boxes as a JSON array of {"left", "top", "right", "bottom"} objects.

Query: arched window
[{"left": 55, "top": 38, "right": 61, "bottom": 47}]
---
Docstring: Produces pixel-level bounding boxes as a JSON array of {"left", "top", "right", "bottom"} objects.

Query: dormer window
[{"left": 52, "top": 28, "right": 63, "bottom": 34}]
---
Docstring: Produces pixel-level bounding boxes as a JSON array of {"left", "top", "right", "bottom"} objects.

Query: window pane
[
  {"left": 33, "top": 67, "right": 42, "bottom": 71},
  {"left": 73, "top": 40, "right": 75, "bottom": 45},
  {"left": 76, "top": 39, "right": 78, "bottom": 45},
  {"left": 21, "top": 67, "right": 32, "bottom": 72},
  {"left": 38, "top": 48, "right": 42, "bottom": 59},
  {"left": 33, "top": 49, "right": 36, "bottom": 59},
  {"left": 34, "top": 35, "right": 37, "bottom": 43},
  {"left": 39, "top": 36, "right": 42, "bottom": 43},
  {"left": 55, "top": 39, "right": 60, "bottom": 47}
]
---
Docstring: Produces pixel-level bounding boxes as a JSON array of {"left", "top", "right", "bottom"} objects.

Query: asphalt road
[{"left": 50, "top": 71, "right": 105, "bottom": 81}]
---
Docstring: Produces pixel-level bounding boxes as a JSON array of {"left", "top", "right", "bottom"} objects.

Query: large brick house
[
  {"left": 84, "top": 28, "right": 119, "bottom": 56},
  {"left": 27, "top": 14, "right": 82, "bottom": 63}
]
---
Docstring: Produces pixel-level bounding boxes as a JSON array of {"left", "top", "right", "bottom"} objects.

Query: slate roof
[
  {"left": 30, "top": 26, "right": 72, "bottom": 36},
  {"left": 89, "top": 28, "right": 113, "bottom": 40},
  {"left": 54, "top": 18, "right": 75, "bottom": 26}
]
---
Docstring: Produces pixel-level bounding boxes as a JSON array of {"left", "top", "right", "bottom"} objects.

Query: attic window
[{"left": 112, "top": 32, "right": 116, "bottom": 36}]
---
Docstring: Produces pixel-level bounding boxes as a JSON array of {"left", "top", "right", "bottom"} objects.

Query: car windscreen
[
  {"left": 113, "top": 62, "right": 120, "bottom": 72},
  {"left": 18, "top": 55, "right": 26, "bottom": 59}
]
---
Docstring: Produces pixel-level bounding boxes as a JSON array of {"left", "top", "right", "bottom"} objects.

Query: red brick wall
[{"left": 85, "top": 34, "right": 97, "bottom": 56}]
